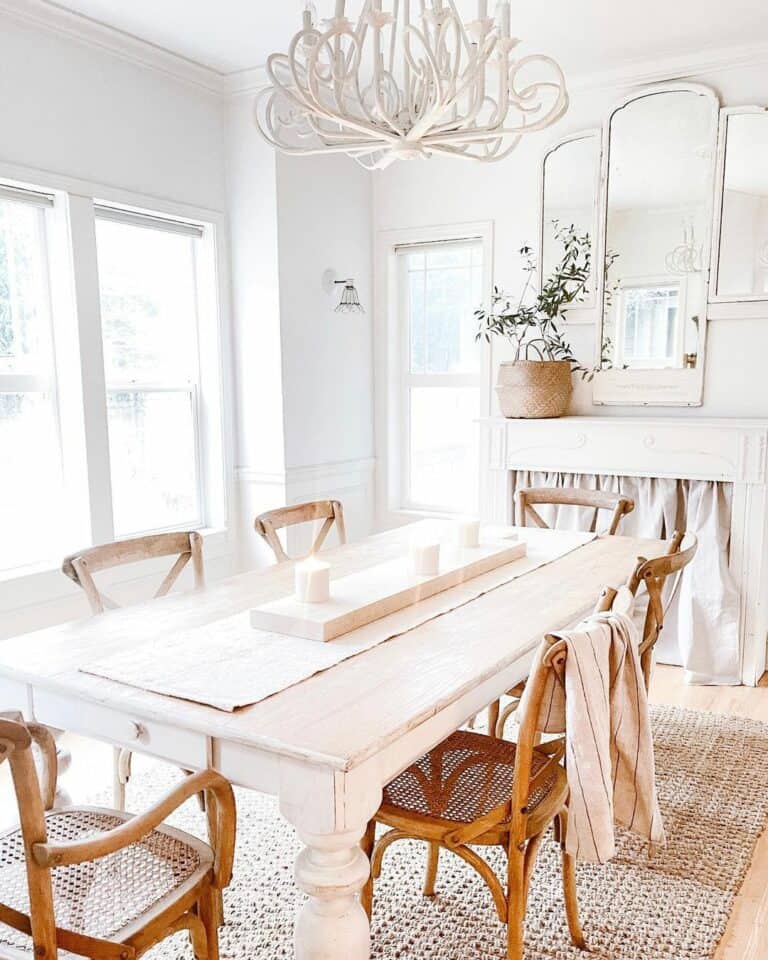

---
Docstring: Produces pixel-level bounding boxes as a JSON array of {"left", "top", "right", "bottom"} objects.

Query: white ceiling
[{"left": 44, "top": 0, "right": 768, "bottom": 76}]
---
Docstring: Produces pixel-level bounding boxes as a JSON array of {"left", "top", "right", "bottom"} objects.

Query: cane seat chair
[
  {"left": 0, "top": 716, "right": 235, "bottom": 960},
  {"left": 61, "top": 532, "right": 206, "bottom": 810},
  {"left": 254, "top": 500, "right": 346, "bottom": 563},
  {"left": 515, "top": 486, "right": 635, "bottom": 536},
  {"left": 362, "top": 624, "right": 593, "bottom": 960}
]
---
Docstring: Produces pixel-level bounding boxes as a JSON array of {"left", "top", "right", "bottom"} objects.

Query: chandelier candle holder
[
  {"left": 255, "top": 0, "right": 569, "bottom": 169},
  {"left": 665, "top": 222, "right": 705, "bottom": 276}
]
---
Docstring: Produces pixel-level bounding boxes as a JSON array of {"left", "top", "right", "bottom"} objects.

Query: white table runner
[{"left": 81, "top": 528, "right": 595, "bottom": 712}]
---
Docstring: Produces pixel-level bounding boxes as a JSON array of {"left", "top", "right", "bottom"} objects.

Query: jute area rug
[{"left": 93, "top": 705, "right": 768, "bottom": 960}]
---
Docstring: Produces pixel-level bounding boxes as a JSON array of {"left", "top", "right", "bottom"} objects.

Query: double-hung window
[
  {"left": 95, "top": 209, "right": 204, "bottom": 537},
  {"left": 396, "top": 239, "right": 484, "bottom": 514},
  {"left": 0, "top": 179, "right": 225, "bottom": 581},
  {"left": 0, "top": 187, "right": 62, "bottom": 572}
]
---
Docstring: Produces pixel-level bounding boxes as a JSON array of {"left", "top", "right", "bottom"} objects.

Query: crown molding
[
  {"left": 569, "top": 40, "right": 768, "bottom": 93},
  {"left": 1, "top": 2, "right": 767, "bottom": 105},
  {"left": 0, "top": 0, "right": 225, "bottom": 95},
  {"left": 223, "top": 65, "right": 270, "bottom": 98}
]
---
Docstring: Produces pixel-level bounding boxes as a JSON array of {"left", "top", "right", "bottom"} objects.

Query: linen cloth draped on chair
[
  {"left": 510, "top": 471, "right": 740, "bottom": 685},
  {"left": 519, "top": 610, "right": 665, "bottom": 863}
]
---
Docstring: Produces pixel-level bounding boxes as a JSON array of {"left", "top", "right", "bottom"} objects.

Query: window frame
[
  {"left": 0, "top": 163, "right": 233, "bottom": 596},
  {"left": 614, "top": 274, "right": 688, "bottom": 370},
  {"left": 375, "top": 222, "right": 494, "bottom": 527}
]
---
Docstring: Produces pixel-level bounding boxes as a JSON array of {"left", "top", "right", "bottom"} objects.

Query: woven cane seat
[
  {"left": 0, "top": 807, "right": 212, "bottom": 954},
  {"left": 381, "top": 730, "right": 563, "bottom": 828}
]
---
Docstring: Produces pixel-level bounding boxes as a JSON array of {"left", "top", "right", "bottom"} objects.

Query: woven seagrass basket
[{"left": 496, "top": 360, "right": 573, "bottom": 419}]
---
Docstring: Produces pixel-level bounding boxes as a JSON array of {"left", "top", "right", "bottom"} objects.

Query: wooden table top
[{"left": 0, "top": 528, "right": 665, "bottom": 771}]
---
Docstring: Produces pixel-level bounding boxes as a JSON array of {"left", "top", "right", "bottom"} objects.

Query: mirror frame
[
  {"left": 538, "top": 128, "right": 602, "bottom": 322},
  {"left": 593, "top": 82, "right": 720, "bottom": 407},
  {"left": 709, "top": 104, "right": 768, "bottom": 309}
]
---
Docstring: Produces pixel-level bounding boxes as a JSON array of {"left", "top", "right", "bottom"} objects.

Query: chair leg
[
  {"left": 113, "top": 747, "right": 132, "bottom": 811},
  {"left": 506, "top": 844, "right": 527, "bottom": 960},
  {"left": 360, "top": 821, "right": 376, "bottom": 921},
  {"left": 558, "top": 811, "right": 586, "bottom": 950},
  {"left": 199, "top": 889, "right": 220, "bottom": 960},
  {"left": 488, "top": 699, "right": 501, "bottom": 738},
  {"left": 423, "top": 842, "right": 440, "bottom": 897},
  {"left": 188, "top": 911, "right": 209, "bottom": 960}
]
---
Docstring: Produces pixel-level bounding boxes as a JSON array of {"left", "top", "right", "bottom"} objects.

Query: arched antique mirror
[
  {"left": 594, "top": 83, "right": 720, "bottom": 406},
  {"left": 539, "top": 130, "right": 601, "bottom": 318},
  {"left": 710, "top": 105, "right": 768, "bottom": 304}
]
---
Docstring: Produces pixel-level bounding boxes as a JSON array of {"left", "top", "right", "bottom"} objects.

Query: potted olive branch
[{"left": 475, "top": 222, "right": 594, "bottom": 419}]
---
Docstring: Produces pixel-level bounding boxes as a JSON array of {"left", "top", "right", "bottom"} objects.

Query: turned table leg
[{"left": 294, "top": 825, "right": 372, "bottom": 960}]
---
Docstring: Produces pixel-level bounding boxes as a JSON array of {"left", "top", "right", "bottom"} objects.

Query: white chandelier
[
  {"left": 665, "top": 223, "right": 705, "bottom": 276},
  {"left": 254, "top": 0, "right": 569, "bottom": 170}
]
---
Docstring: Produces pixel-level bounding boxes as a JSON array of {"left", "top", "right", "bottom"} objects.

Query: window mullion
[{"left": 67, "top": 194, "right": 114, "bottom": 545}]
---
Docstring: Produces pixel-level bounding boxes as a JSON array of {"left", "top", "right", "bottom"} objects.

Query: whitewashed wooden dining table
[{"left": 0, "top": 526, "right": 666, "bottom": 960}]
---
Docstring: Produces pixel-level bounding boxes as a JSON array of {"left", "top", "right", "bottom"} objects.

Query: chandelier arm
[
  {"left": 403, "top": 25, "right": 451, "bottom": 141},
  {"left": 425, "top": 34, "right": 499, "bottom": 135}
]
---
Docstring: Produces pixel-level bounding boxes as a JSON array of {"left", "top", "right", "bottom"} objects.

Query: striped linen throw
[{"left": 521, "top": 610, "right": 665, "bottom": 863}]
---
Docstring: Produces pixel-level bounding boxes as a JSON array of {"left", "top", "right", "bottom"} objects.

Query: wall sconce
[{"left": 322, "top": 269, "right": 365, "bottom": 314}]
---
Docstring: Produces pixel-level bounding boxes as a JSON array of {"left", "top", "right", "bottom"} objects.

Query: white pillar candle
[
  {"left": 455, "top": 518, "right": 481, "bottom": 548},
  {"left": 498, "top": 1, "right": 510, "bottom": 36},
  {"left": 295, "top": 556, "right": 331, "bottom": 603},
  {"left": 410, "top": 541, "right": 440, "bottom": 577},
  {"left": 478, "top": 0, "right": 488, "bottom": 19}
]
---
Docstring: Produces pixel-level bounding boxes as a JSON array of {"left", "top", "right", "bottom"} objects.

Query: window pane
[
  {"left": 407, "top": 244, "right": 482, "bottom": 375},
  {"left": 0, "top": 200, "right": 51, "bottom": 375},
  {"left": 96, "top": 218, "right": 198, "bottom": 382},
  {"left": 0, "top": 393, "right": 63, "bottom": 571},
  {"left": 408, "top": 387, "right": 479, "bottom": 512},
  {"left": 622, "top": 285, "right": 680, "bottom": 365},
  {"left": 107, "top": 390, "right": 199, "bottom": 536}
]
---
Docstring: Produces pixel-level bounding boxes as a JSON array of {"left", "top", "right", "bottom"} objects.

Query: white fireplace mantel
[{"left": 478, "top": 416, "right": 768, "bottom": 686}]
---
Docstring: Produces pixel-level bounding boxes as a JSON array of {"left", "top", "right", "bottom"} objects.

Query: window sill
[{"left": 0, "top": 526, "right": 233, "bottom": 614}]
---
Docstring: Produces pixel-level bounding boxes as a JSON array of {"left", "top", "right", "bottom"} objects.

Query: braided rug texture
[{"left": 84, "top": 705, "right": 768, "bottom": 960}]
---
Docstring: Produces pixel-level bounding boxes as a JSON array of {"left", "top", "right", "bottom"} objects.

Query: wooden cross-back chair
[
  {"left": 626, "top": 531, "right": 698, "bottom": 689},
  {"left": 0, "top": 715, "right": 235, "bottom": 960},
  {"left": 62, "top": 531, "right": 205, "bottom": 616},
  {"left": 62, "top": 532, "right": 206, "bottom": 810},
  {"left": 254, "top": 499, "right": 346, "bottom": 563},
  {"left": 360, "top": 601, "right": 623, "bottom": 960},
  {"left": 515, "top": 487, "right": 636, "bottom": 537}
]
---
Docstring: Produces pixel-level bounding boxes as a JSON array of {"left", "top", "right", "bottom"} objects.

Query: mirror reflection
[
  {"left": 600, "top": 90, "right": 716, "bottom": 372},
  {"left": 541, "top": 133, "right": 599, "bottom": 306},
  {"left": 717, "top": 112, "right": 768, "bottom": 299}
]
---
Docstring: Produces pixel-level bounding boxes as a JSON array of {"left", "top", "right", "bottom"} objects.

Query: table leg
[{"left": 294, "top": 824, "right": 372, "bottom": 960}]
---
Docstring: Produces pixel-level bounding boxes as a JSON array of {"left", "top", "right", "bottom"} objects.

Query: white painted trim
[
  {"left": 3, "top": 2, "right": 767, "bottom": 107},
  {"left": 0, "top": 0, "right": 224, "bottom": 95},
  {"left": 374, "top": 221, "right": 494, "bottom": 529}
]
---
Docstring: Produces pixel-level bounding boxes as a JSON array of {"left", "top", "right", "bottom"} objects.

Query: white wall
[
  {"left": 0, "top": 14, "right": 227, "bottom": 210},
  {"left": 0, "top": 13, "right": 234, "bottom": 634},
  {"left": 373, "top": 60, "right": 768, "bottom": 419}
]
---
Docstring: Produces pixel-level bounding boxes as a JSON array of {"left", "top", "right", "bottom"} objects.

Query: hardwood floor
[
  {"left": 648, "top": 665, "right": 768, "bottom": 960},
  {"left": 1, "top": 664, "right": 767, "bottom": 959}
]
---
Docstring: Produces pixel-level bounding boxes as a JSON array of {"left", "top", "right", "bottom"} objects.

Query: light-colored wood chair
[
  {"left": 361, "top": 621, "right": 598, "bottom": 960},
  {"left": 254, "top": 500, "right": 346, "bottom": 563},
  {"left": 62, "top": 532, "right": 206, "bottom": 810},
  {"left": 515, "top": 486, "right": 635, "bottom": 536},
  {"left": 484, "top": 487, "right": 635, "bottom": 737},
  {"left": 0, "top": 715, "right": 235, "bottom": 960},
  {"left": 627, "top": 531, "right": 698, "bottom": 689}
]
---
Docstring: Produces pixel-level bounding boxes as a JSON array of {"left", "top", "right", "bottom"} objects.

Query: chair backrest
[
  {"left": 62, "top": 531, "right": 205, "bottom": 615},
  {"left": 515, "top": 486, "right": 635, "bottom": 536},
  {"left": 625, "top": 531, "right": 698, "bottom": 687},
  {"left": 254, "top": 499, "right": 346, "bottom": 563},
  {"left": 0, "top": 717, "right": 57, "bottom": 960}
]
